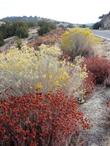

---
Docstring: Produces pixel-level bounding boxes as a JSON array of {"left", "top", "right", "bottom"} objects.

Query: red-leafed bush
[
  {"left": 29, "top": 27, "right": 66, "bottom": 49},
  {"left": 0, "top": 91, "right": 89, "bottom": 146},
  {"left": 84, "top": 57, "right": 110, "bottom": 85}
]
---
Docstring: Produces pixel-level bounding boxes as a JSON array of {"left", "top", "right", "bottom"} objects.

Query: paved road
[{"left": 93, "top": 30, "right": 110, "bottom": 40}]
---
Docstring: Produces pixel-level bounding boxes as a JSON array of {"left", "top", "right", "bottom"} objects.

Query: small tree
[
  {"left": 14, "top": 22, "right": 29, "bottom": 38},
  {"left": 38, "top": 20, "right": 56, "bottom": 36},
  {"left": 0, "top": 33, "right": 4, "bottom": 46},
  {"left": 92, "top": 21, "right": 102, "bottom": 29},
  {"left": 16, "top": 37, "right": 22, "bottom": 49}
]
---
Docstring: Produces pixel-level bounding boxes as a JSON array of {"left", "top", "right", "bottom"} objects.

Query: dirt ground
[
  {"left": 80, "top": 87, "right": 110, "bottom": 146},
  {"left": 72, "top": 41, "right": 110, "bottom": 146},
  {"left": 94, "top": 39, "right": 110, "bottom": 59}
]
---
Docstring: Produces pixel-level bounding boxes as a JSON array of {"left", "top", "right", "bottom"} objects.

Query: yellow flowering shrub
[
  {"left": 0, "top": 44, "right": 87, "bottom": 99},
  {"left": 61, "top": 27, "right": 100, "bottom": 60}
]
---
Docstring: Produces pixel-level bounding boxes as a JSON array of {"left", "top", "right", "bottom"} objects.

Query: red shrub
[
  {"left": 0, "top": 91, "right": 89, "bottom": 146},
  {"left": 84, "top": 57, "right": 110, "bottom": 85},
  {"left": 29, "top": 27, "right": 66, "bottom": 48}
]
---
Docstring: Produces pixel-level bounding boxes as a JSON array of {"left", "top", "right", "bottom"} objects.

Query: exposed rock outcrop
[{"left": 99, "top": 12, "right": 110, "bottom": 29}]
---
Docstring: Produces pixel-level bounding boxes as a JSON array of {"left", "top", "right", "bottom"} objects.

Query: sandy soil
[
  {"left": 71, "top": 41, "right": 110, "bottom": 146},
  {"left": 80, "top": 87, "right": 110, "bottom": 146},
  {"left": 94, "top": 40, "right": 110, "bottom": 59}
]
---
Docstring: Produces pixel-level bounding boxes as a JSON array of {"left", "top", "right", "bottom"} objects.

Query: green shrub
[
  {"left": 0, "top": 22, "right": 29, "bottom": 39},
  {"left": 14, "top": 22, "right": 28, "bottom": 38},
  {"left": 0, "top": 33, "right": 4, "bottom": 46},
  {"left": 38, "top": 20, "right": 56, "bottom": 36},
  {"left": 15, "top": 37, "right": 22, "bottom": 49}
]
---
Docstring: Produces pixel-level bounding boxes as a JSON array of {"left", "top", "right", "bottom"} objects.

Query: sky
[{"left": 0, "top": 0, "right": 110, "bottom": 24}]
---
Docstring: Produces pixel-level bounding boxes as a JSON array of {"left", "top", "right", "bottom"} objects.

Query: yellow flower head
[{"left": 35, "top": 82, "right": 43, "bottom": 91}]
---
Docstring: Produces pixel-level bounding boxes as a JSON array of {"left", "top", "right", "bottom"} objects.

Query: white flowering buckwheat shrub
[
  {"left": 0, "top": 45, "right": 38, "bottom": 98},
  {"left": 0, "top": 44, "right": 87, "bottom": 99},
  {"left": 34, "top": 45, "right": 87, "bottom": 98}
]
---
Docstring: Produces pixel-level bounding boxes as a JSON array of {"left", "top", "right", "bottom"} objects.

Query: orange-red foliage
[
  {"left": 0, "top": 91, "right": 89, "bottom": 146},
  {"left": 29, "top": 28, "right": 66, "bottom": 48},
  {"left": 84, "top": 57, "right": 110, "bottom": 85}
]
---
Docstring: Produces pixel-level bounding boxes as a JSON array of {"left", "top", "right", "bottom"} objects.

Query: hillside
[
  {"left": 1, "top": 16, "right": 42, "bottom": 24},
  {"left": 1, "top": 16, "right": 74, "bottom": 27}
]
